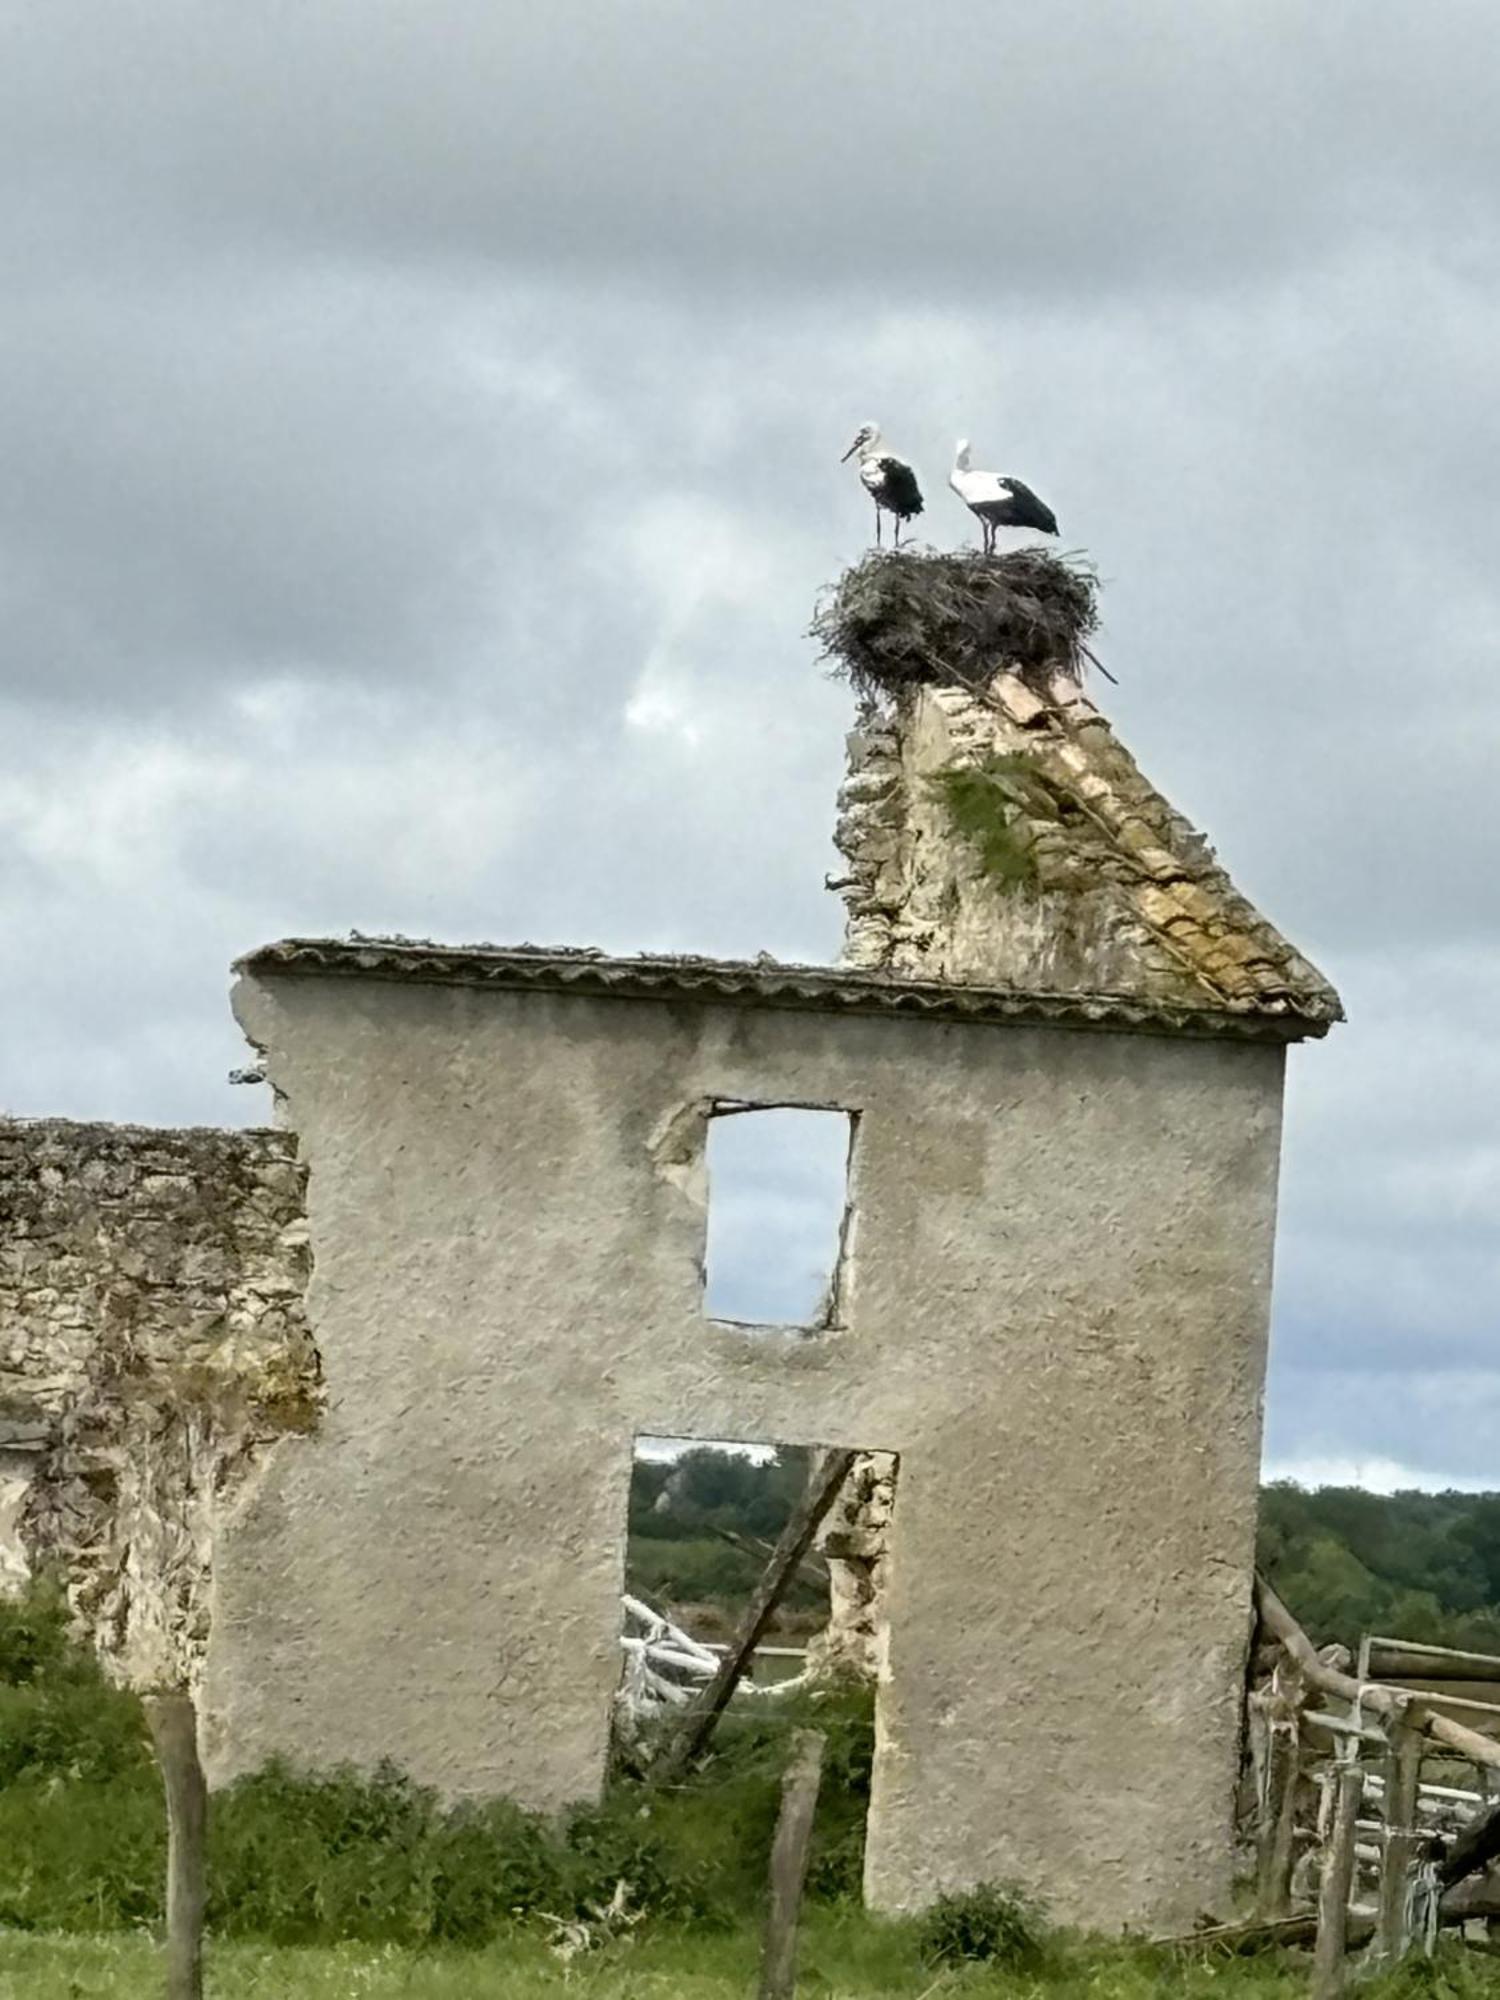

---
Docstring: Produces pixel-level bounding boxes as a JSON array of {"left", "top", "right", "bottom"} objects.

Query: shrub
[
  {"left": 0, "top": 1604, "right": 878, "bottom": 1950},
  {"left": 916, "top": 1880, "right": 1048, "bottom": 1969},
  {"left": 0, "top": 1763, "right": 163, "bottom": 1932},
  {"left": 0, "top": 1575, "right": 83, "bottom": 1685},
  {"left": 0, "top": 1577, "right": 150, "bottom": 1788}
]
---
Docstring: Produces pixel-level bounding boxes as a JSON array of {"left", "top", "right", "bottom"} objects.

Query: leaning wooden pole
[
  {"left": 1311, "top": 1757, "right": 1363, "bottom": 2000},
  {"left": 1255, "top": 1574, "right": 1500, "bottom": 1774},
  {"left": 758, "top": 1730, "right": 826, "bottom": 2000},
  {"left": 662, "top": 1448, "right": 856, "bottom": 1777},
  {"left": 143, "top": 1690, "right": 208, "bottom": 2000}
]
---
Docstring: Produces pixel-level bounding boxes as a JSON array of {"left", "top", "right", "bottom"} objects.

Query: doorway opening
[{"left": 617, "top": 1434, "right": 899, "bottom": 1745}]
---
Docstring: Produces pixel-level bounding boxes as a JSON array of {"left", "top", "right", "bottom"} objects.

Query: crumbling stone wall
[
  {"left": 0, "top": 1119, "right": 317, "bottom": 1686},
  {"left": 806, "top": 1451, "right": 896, "bottom": 1683},
  {"left": 834, "top": 680, "right": 1196, "bottom": 994}
]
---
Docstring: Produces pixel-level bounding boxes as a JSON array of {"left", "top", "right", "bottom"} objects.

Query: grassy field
[
  {"left": 6, "top": 1924, "right": 1499, "bottom": 2000},
  {"left": 0, "top": 1923, "right": 1271, "bottom": 1999}
]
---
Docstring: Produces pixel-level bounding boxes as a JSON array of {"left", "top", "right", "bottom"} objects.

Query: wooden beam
[
  {"left": 1152, "top": 1910, "right": 1376, "bottom": 1957},
  {"left": 1255, "top": 1576, "right": 1500, "bottom": 1774},
  {"left": 707, "top": 1522, "right": 831, "bottom": 1588},
  {"left": 1254, "top": 1678, "right": 1305, "bottom": 1921},
  {"left": 1312, "top": 1759, "right": 1363, "bottom": 2000},
  {"left": 143, "top": 1690, "right": 207, "bottom": 2000},
  {"left": 662, "top": 1449, "right": 857, "bottom": 1776},
  {"left": 1438, "top": 1795, "right": 1500, "bottom": 1890},
  {"left": 757, "top": 1729, "right": 826, "bottom": 2000},
  {"left": 1373, "top": 1687, "right": 1500, "bottom": 1731},
  {"left": 1375, "top": 1715, "right": 1426, "bottom": 1967},
  {"left": 1367, "top": 1637, "right": 1500, "bottom": 1684}
]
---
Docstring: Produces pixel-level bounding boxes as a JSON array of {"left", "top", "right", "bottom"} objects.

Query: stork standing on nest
[
  {"left": 841, "top": 423, "right": 924, "bottom": 548},
  {"left": 950, "top": 440, "right": 1059, "bottom": 554}
]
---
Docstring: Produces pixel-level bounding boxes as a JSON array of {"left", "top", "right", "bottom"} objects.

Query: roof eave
[{"left": 234, "top": 937, "right": 1339, "bottom": 1046}]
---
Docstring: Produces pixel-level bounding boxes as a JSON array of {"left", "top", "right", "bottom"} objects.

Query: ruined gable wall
[
  {"left": 0, "top": 1119, "right": 317, "bottom": 1683},
  {"left": 214, "top": 967, "right": 1285, "bottom": 1930},
  {"left": 835, "top": 684, "right": 1207, "bottom": 998}
]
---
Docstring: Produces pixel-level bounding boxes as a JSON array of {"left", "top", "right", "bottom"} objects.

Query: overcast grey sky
[{"left": 2, "top": 2, "right": 1496, "bottom": 1489}]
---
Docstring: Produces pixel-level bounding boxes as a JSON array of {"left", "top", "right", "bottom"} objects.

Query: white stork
[
  {"left": 949, "top": 440, "right": 1059, "bottom": 554},
  {"left": 841, "top": 423, "right": 924, "bottom": 548}
]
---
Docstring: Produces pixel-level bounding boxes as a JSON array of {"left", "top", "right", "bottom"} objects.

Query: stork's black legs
[{"left": 874, "top": 503, "right": 882, "bottom": 548}]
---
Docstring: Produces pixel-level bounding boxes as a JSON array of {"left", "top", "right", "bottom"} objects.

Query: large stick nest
[{"left": 811, "top": 548, "right": 1101, "bottom": 703}]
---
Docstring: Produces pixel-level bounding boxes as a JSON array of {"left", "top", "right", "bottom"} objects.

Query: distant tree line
[
  {"left": 627, "top": 1445, "right": 824, "bottom": 1625},
  {"left": 631, "top": 1451, "right": 1500, "bottom": 1656},
  {"left": 1259, "top": 1482, "right": 1500, "bottom": 1653}
]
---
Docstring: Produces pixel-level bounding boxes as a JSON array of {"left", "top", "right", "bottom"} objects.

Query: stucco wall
[{"left": 212, "top": 968, "right": 1285, "bottom": 1931}]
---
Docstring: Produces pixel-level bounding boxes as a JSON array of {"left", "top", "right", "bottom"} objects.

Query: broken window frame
[{"left": 700, "top": 1098, "right": 859, "bottom": 1335}]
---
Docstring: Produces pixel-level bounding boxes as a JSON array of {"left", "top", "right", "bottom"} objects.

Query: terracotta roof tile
[
  {"left": 236, "top": 939, "right": 1332, "bottom": 1043},
  {"left": 956, "top": 673, "right": 1344, "bottom": 1031}
]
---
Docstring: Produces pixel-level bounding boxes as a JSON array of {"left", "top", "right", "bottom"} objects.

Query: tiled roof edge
[
  {"left": 235, "top": 937, "right": 1337, "bottom": 1044},
  {"left": 988, "top": 672, "right": 1345, "bottom": 1024}
]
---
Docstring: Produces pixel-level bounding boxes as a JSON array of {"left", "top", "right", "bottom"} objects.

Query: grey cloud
[
  {"left": 0, "top": 266, "right": 535, "bottom": 706},
  {"left": 1266, "top": 1365, "right": 1500, "bottom": 1490},
  {"left": 2, "top": 5, "right": 1500, "bottom": 1485},
  {"left": 6, "top": 4, "right": 1500, "bottom": 300}
]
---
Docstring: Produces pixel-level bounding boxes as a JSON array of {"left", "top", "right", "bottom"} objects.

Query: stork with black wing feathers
[
  {"left": 841, "top": 422, "right": 924, "bottom": 548},
  {"left": 949, "top": 440, "right": 1059, "bottom": 554}
]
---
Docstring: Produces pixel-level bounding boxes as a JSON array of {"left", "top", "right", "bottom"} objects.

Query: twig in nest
[{"left": 811, "top": 547, "right": 1103, "bottom": 703}]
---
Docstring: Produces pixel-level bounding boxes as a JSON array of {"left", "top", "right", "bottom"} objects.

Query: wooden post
[
  {"left": 1311, "top": 1758, "right": 1363, "bottom": 2000},
  {"left": 758, "top": 1729, "right": 826, "bottom": 2000},
  {"left": 1261, "top": 1730, "right": 1302, "bottom": 1921},
  {"left": 1376, "top": 1715, "right": 1425, "bottom": 1966},
  {"left": 1254, "top": 1670, "right": 1305, "bottom": 1921},
  {"left": 143, "top": 1690, "right": 207, "bottom": 2000},
  {"left": 663, "top": 1448, "right": 856, "bottom": 1776}
]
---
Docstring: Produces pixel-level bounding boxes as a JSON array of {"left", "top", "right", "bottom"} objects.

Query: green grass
[{"left": 8, "top": 1926, "right": 1500, "bottom": 2000}]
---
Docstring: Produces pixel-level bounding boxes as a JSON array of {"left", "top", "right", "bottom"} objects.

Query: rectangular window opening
[
  {"left": 702, "top": 1104, "right": 855, "bottom": 1330},
  {"left": 617, "top": 1434, "right": 900, "bottom": 1780}
]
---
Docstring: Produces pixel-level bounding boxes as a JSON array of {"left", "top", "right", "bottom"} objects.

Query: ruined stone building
[{"left": 0, "top": 620, "right": 1340, "bottom": 1930}]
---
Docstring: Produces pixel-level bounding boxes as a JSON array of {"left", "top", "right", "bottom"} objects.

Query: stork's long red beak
[{"left": 840, "top": 441, "right": 860, "bottom": 462}]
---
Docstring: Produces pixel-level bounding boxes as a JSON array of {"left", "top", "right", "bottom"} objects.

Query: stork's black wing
[
  {"left": 874, "top": 455, "right": 924, "bottom": 519},
  {"left": 999, "top": 477, "right": 1058, "bottom": 535}
]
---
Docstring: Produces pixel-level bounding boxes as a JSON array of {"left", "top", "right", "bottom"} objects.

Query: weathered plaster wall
[
  {"left": 0, "top": 1119, "right": 316, "bottom": 1683},
  {"left": 213, "top": 969, "right": 1285, "bottom": 1931}
]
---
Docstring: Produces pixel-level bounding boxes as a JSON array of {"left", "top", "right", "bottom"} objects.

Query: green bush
[
  {"left": 0, "top": 1579, "right": 151, "bottom": 1789},
  {"left": 0, "top": 1763, "right": 164, "bottom": 1932},
  {"left": 0, "top": 1676, "right": 150, "bottom": 1787},
  {"left": 0, "top": 1575, "right": 85, "bottom": 1685},
  {"left": 0, "top": 1580, "right": 878, "bottom": 1949},
  {"left": 916, "top": 1881, "right": 1048, "bottom": 1969}
]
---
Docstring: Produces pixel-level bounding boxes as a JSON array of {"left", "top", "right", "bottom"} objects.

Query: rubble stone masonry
[{"left": 0, "top": 1119, "right": 317, "bottom": 1685}]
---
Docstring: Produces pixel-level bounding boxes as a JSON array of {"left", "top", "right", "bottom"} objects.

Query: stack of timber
[{"left": 1232, "top": 1578, "right": 1500, "bottom": 1994}]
